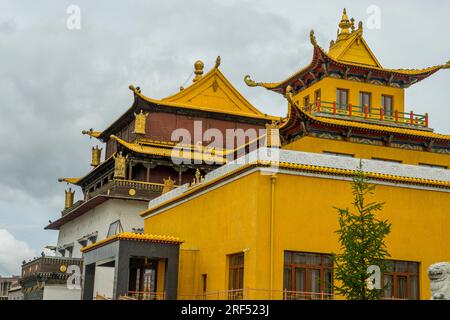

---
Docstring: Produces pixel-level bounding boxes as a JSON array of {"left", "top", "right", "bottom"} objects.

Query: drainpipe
[{"left": 269, "top": 174, "right": 277, "bottom": 299}]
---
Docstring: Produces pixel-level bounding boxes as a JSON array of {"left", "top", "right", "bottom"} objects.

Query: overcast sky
[{"left": 0, "top": 0, "right": 449, "bottom": 275}]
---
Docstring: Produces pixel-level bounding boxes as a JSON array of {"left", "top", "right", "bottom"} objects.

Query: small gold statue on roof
[
  {"left": 114, "top": 152, "right": 128, "bottom": 179},
  {"left": 162, "top": 176, "right": 175, "bottom": 194}
]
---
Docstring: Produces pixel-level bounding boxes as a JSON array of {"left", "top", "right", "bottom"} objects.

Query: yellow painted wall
[
  {"left": 294, "top": 77, "right": 405, "bottom": 112},
  {"left": 144, "top": 173, "right": 261, "bottom": 299},
  {"left": 284, "top": 136, "right": 450, "bottom": 168},
  {"left": 144, "top": 170, "right": 450, "bottom": 300}
]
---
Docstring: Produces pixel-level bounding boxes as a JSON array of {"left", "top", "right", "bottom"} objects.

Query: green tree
[{"left": 333, "top": 162, "right": 392, "bottom": 300}]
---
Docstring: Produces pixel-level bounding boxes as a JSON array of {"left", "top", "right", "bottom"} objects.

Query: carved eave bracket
[
  {"left": 342, "top": 128, "right": 353, "bottom": 141},
  {"left": 383, "top": 134, "right": 394, "bottom": 147},
  {"left": 426, "top": 139, "right": 435, "bottom": 152}
]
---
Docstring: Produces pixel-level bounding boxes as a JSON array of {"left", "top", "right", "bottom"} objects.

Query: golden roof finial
[
  {"left": 193, "top": 60, "right": 204, "bottom": 82},
  {"left": 337, "top": 8, "right": 352, "bottom": 41}
]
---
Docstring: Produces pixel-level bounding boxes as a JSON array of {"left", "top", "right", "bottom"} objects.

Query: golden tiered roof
[
  {"left": 110, "top": 135, "right": 228, "bottom": 164},
  {"left": 244, "top": 9, "right": 449, "bottom": 92},
  {"left": 128, "top": 57, "right": 276, "bottom": 120},
  {"left": 86, "top": 57, "right": 277, "bottom": 142}
]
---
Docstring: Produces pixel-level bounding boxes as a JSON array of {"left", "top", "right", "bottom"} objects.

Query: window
[
  {"left": 418, "top": 163, "right": 448, "bottom": 170},
  {"left": 336, "top": 89, "right": 348, "bottom": 110},
  {"left": 383, "top": 260, "right": 419, "bottom": 300},
  {"left": 228, "top": 253, "right": 244, "bottom": 300},
  {"left": 359, "top": 91, "right": 372, "bottom": 112},
  {"left": 382, "top": 95, "right": 393, "bottom": 116},
  {"left": 323, "top": 151, "right": 354, "bottom": 158},
  {"left": 314, "top": 89, "right": 321, "bottom": 103},
  {"left": 107, "top": 220, "right": 124, "bottom": 238},
  {"left": 283, "top": 251, "right": 333, "bottom": 300},
  {"left": 303, "top": 95, "right": 310, "bottom": 108}
]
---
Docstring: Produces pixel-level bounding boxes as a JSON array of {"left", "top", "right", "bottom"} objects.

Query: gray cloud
[{"left": 0, "top": 0, "right": 449, "bottom": 263}]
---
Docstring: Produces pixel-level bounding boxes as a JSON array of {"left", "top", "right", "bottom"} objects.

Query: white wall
[
  {"left": 93, "top": 266, "right": 114, "bottom": 299},
  {"left": 43, "top": 285, "right": 81, "bottom": 300},
  {"left": 57, "top": 199, "right": 147, "bottom": 258},
  {"left": 7, "top": 290, "right": 23, "bottom": 300}
]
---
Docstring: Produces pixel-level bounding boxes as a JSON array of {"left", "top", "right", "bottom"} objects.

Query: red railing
[{"left": 303, "top": 100, "right": 428, "bottom": 128}]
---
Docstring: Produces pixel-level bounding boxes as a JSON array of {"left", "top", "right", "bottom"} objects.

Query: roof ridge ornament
[
  {"left": 310, "top": 30, "right": 318, "bottom": 46},
  {"left": 244, "top": 75, "right": 259, "bottom": 87},
  {"left": 193, "top": 60, "right": 204, "bottom": 82},
  {"left": 337, "top": 8, "right": 352, "bottom": 41},
  {"left": 128, "top": 84, "right": 141, "bottom": 93},
  {"left": 215, "top": 56, "right": 221, "bottom": 68}
]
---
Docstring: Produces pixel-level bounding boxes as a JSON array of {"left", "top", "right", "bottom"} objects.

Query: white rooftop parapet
[{"left": 147, "top": 148, "right": 450, "bottom": 210}]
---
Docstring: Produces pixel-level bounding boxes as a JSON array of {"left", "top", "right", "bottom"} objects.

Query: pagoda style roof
[
  {"left": 58, "top": 153, "right": 116, "bottom": 187},
  {"left": 280, "top": 90, "right": 450, "bottom": 146},
  {"left": 110, "top": 135, "right": 228, "bottom": 164},
  {"left": 244, "top": 9, "right": 449, "bottom": 94},
  {"left": 94, "top": 57, "right": 276, "bottom": 142}
]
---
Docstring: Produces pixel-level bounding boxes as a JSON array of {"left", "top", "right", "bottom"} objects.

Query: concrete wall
[
  {"left": 57, "top": 198, "right": 147, "bottom": 258},
  {"left": 93, "top": 266, "right": 114, "bottom": 298},
  {"left": 43, "top": 285, "right": 81, "bottom": 300}
]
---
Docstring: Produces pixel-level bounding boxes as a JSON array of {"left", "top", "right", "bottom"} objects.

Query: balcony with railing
[
  {"left": 86, "top": 179, "right": 164, "bottom": 201},
  {"left": 122, "top": 288, "right": 408, "bottom": 300},
  {"left": 303, "top": 100, "right": 430, "bottom": 130},
  {"left": 61, "top": 179, "right": 165, "bottom": 217}
]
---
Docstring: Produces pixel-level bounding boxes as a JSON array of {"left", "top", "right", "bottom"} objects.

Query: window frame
[
  {"left": 228, "top": 253, "right": 245, "bottom": 299},
  {"left": 382, "top": 260, "right": 420, "bottom": 300},
  {"left": 283, "top": 251, "right": 334, "bottom": 299},
  {"left": 359, "top": 91, "right": 372, "bottom": 112},
  {"left": 303, "top": 95, "right": 310, "bottom": 109},
  {"left": 314, "top": 89, "right": 321, "bottom": 103},
  {"left": 336, "top": 88, "right": 349, "bottom": 110},
  {"left": 381, "top": 94, "right": 394, "bottom": 116}
]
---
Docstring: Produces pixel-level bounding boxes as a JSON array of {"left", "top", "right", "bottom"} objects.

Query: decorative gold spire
[
  {"left": 133, "top": 110, "right": 148, "bottom": 135},
  {"left": 162, "top": 176, "right": 175, "bottom": 194},
  {"left": 91, "top": 146, "right": 102, "bottom": 167},
  {"left": 193, "top": 60, "right": 204, "bottom": 82},
  {"left": 337, "top": 8, "right": 352, "bottom": 41},
  {"left": 64, "top": 188, "right": 75, "bottom": 210}
]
